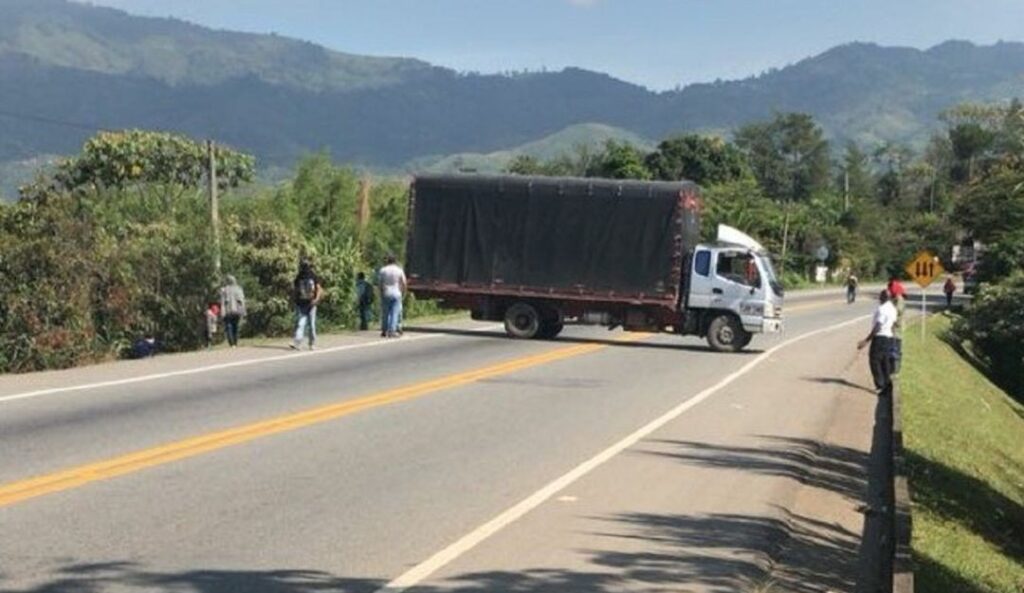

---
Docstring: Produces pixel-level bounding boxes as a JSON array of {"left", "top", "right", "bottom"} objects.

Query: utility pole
[
  {"left": 843, "top": 169, "right": 850, "bottom": 212},
  {"left": 929, "top": 174, "right": 936, "bottom": 213},
  {"left": 357, "top": 176, "right": 372, "bottom": 238},
  {"left": 779, "top": 204, "right": 791, "bottom": 277},
  {"left": 207, "top": 140, "right": 221, "bottom": 276}
]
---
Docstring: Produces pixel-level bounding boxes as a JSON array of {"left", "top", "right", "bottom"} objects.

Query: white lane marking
[
  {"left": 0, "top": 325, "right": 503, "bottom": 405},
  {"left": 375, "top": 313, "right": 872, "bottom": 593}
]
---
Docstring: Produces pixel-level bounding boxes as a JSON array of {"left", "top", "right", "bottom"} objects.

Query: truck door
[
  {"left": 712, "top": 250, "right": 763, "bottom": 319},
  {"left": 687, "top": 248, "right": 714, "bottom": 309}
]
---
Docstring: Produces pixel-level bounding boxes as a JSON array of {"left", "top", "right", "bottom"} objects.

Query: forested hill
[{"left": 1, "top": 0, "right": 1024, "bottom": 174}]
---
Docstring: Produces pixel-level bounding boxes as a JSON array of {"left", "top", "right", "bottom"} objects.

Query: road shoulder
[{"left": 403, "top": 318, "right": 881, "bottom": 592}]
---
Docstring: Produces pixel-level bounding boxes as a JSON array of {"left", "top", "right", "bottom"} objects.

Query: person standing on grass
[
  {"left": 291, "top": 258, "right": 323, "bottom": 350},
  {"left": 858, "top": 290, "right": 898, "bottom": 394},
  {"left": 355, "top": 272, "right": 374, "bottom": 331},
  {"left": 219, "top": 275, "right": 246, "bottom": 348},
  {"left": 943, "top": 276, "right": 957, "bottom": 308},
  {"left": 378, "top": 255, "right": 407, "bottom": 338}
]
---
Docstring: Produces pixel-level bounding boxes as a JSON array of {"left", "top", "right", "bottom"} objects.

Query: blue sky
[{"left": 86, "top": 0, "right": 1024, "bottom": 90}]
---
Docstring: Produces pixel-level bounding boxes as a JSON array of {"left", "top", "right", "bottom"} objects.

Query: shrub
[{"left": 952, "top": 272, "right": 1024, "bottom": 398}]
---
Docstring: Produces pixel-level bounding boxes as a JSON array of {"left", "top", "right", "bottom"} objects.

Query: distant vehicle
[{"left": 404, "top": 175, "right": 783, "bottom": 352}]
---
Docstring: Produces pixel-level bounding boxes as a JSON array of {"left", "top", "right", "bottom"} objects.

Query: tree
[
  {"left": 949, "top": 123, "right": 995, "bottom": 183},
  {"left": 954, "top": 170, "right": 1024, "bottom": 245},
  {"left": 645, "top": 134, "right": 749, "bottom": 186},
  {"left": 506, "top": 155, "right": 546, "bottom": 175},
  {"left": 586, "top": 140, "right": 651, "bottom": 180},
  {"left": 281, "top": 152, "right": 360, "bottom": 242},
  {"left": 838, "top": 141, "right": 874, "bottom": 208},
  {"left": 36, "top": 130, "right": 253, "bottom": 194},
  {"left": 734, "top": 113, "right": 831, "bottom": 202}
]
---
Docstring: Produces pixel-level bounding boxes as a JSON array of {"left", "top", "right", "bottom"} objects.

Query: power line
[{"left": 0, "top": 108, "right": 107, "bottom": 132}]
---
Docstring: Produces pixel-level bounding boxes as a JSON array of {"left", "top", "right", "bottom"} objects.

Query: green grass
[{"left": 901, "top": 314, "right": 1024, "bottom": 592}]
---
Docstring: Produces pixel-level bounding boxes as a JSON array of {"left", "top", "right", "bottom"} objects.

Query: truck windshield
[{"left": 759, "top": 255, "right": 784, "bottom": 297}]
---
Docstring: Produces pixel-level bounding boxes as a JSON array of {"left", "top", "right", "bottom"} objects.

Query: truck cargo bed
[{"left": 406, "top": 175, "right": 701, "bottom": 305}]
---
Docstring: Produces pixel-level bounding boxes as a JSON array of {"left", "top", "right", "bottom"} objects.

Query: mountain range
[{"left": 2, "top": 0, "right": 1024, "bottom": 193}]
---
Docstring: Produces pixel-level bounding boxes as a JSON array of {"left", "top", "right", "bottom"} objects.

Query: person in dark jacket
[
  {"left": 355, "top": 272, "right": 374, "bottom": 331},
  {"left": 943, "top": 276, "right": 957, "bottom": 308},
  {"left": 291, "top": 258, "right": 323, "bottom": 350}
]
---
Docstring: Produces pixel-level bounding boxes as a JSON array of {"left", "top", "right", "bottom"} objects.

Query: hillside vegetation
[
  {"left": 902, "top": 315, "right": 1024, "bottom": 592},
  {"left": 1, "top": 0, "right": 1024, "bottom": 171},
  {"left": 411, "top": 123, "right": 653, "bottom": 175}
]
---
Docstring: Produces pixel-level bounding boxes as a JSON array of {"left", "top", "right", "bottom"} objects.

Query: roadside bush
[
  {"left": 0, "top": 198, "right": 104, "bottom": 371},
  {"left": 952, "top": 272, "right": 1024, "bottom": 399}
]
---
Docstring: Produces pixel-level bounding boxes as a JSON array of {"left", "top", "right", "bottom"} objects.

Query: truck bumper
[{"left": 762, "top": 318, "right": 783, "bottom": 333}]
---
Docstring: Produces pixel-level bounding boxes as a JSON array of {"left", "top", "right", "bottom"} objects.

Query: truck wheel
[
  {"left": 538, "top": 320, "right": 564, "bottom": 339},
  {"left": 504, "top": 303, "right": 541, "bottom": 339},
  {"left": 707, "top": 315, "right": 746, "bottom": 352}
]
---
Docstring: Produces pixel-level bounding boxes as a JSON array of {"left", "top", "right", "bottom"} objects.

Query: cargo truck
[{"left": 405, "top": 174, "right": 783, "bottom": 352}]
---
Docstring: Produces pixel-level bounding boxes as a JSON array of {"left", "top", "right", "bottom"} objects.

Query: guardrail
[{"left": 890, "top": 382, "right": 915, "bottom": 592}]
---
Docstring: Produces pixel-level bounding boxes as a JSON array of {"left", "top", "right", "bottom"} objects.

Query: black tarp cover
[{"left": 406, "top": 175, "right": 701, "bottom": 300}]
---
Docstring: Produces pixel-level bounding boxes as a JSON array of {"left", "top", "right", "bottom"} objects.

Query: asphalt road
[{"left": 0, "top": 291, "right": 900, "bottom": 593}]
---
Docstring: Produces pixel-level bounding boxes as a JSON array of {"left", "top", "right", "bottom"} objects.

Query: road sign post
[{"left": 905, "top": 250, "right": 945, "bottom": 339}]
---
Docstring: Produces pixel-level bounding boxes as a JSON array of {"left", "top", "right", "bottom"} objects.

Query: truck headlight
[{"left": 740, "top": 302, "right": 765, "bottom": 316}]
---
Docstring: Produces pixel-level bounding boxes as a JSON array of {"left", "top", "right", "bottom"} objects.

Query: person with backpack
[
  {"left": 219, "top": 274, "right": 247, "bottom": 348},
  {"left": 291, "top": 258, "right": 323, "bottom": 350},
  {"left": 355, "top": 272, "right": 374, "bottom": 331}
]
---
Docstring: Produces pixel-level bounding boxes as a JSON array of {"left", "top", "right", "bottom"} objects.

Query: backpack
[
  {"left": 222, "top": 286, "right": 245, "bottom": 316},
  {"left": 296, "top": 277, "right": 316, "bottom": 302}
]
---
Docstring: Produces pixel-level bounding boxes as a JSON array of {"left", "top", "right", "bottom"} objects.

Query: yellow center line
[{"left": 0, "top": 333, "right": 650, "bottom": 508}]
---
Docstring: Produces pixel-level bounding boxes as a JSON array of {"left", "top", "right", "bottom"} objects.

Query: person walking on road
[
  {"left": 846, "top": 273, "right": 859, "bottom": 304},
  {"left": 219, "top": 275, "right": 247, "bottom": 348},
  {"left": 291, "top": 258, "right": 323, "bottom": 350},
  {"left": 378, "top": 255, "right": 407, "bottom": 338},
  {"left": 943, "top": 276, "right": 957, "bottom": 308},
  {"left": 355, "top": 272, "right": 374, "bottom": 331},
  {"left": 858, "top": 289, "right": 898, "bottom": 394}
]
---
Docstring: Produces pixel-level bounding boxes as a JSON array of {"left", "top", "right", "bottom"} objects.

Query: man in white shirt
[
  {"left": 378, "top": 255, "right": 407, "bottom": 338},
  {"left": 858, "top": 290, "right": 898, "bottom": 393}
]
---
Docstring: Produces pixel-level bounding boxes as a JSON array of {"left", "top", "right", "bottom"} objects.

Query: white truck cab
[{"left": 686, "top": 225, "right": 784, "bottom": 350}]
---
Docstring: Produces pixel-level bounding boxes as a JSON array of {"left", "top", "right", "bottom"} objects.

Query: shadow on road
[
  {"left": 5, "top": 563, "right": 384, "bottom": 593},
  {"left": 804, "top": 376, "right": 878, "bottom": 394},
  {"left": 403, "top": 326, "right": 763, "bottom": 355},
  {"left": 641, "top": 437, "right": 870, "bottom": 502},
  {"left": 8, "top": 509, "right": 862, "bottom": 593}
]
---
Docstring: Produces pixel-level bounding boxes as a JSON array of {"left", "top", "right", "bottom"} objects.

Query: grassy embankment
[{"left": 901, "top": 314, "right": 1024, "bottom": 592}]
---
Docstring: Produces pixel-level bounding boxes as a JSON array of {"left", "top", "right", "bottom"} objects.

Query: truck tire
[
  {"left": 537, "top": 320, "right": 564, "bottom": 339},
  {"left": 706, "top": 314, "right": 747, "bottom": 353},
  {"left": 504, "top": 303, "right": 541, "bottom": 339}
]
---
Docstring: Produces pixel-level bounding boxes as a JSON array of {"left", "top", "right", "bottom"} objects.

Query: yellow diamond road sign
[{"left": 905, "top": 250, "right": 944, "bottom": 288}]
